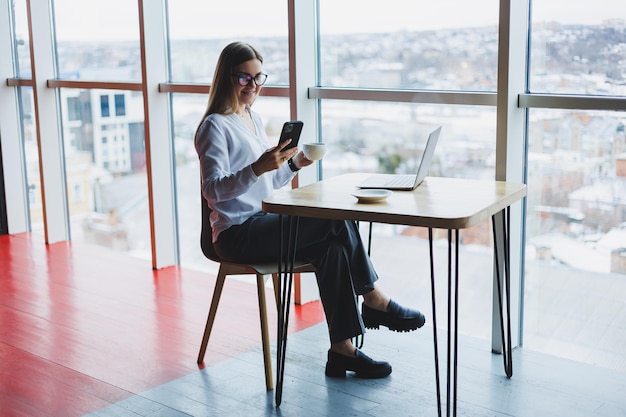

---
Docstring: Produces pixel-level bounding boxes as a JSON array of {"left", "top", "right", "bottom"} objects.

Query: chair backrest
[{"left": 200, "top": 192, "right": 222, "bottom": 262}]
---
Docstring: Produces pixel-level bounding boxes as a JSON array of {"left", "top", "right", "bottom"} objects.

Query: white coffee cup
[{"left": 302, "top": 143, "right": 327, "bottom": 160}]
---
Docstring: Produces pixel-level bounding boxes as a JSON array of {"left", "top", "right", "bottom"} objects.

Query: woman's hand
[
  {"left": 291, "top": 151, "right": 314, "bottom": 170},
  {"left": 251, "top": 139, "right": 299, "bottom": 176}
]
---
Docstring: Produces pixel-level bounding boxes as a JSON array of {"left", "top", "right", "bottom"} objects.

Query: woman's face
[{"left": 232, "top": 58, "right": 264, "bottom": 108}]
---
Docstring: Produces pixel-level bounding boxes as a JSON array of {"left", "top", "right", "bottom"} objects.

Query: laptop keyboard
[{"left": 385, "top": 175, "right": 415, "bottom": 187}]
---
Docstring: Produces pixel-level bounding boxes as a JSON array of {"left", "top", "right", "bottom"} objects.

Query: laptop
[{"left": 358, "top": 125, "right": 442, "bottom": 191}]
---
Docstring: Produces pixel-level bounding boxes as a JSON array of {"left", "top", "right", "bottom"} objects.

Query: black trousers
[{"left": 214, "top": 212, "right": 378, "bottom": 343}]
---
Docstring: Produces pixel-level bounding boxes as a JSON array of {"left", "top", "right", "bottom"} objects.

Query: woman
[{"left": 195, "top": 41, "right": 425, "bottom": 378}]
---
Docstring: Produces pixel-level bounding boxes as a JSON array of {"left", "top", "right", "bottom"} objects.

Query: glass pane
[
  {"left": 167, "top": 0, "right": 288, "bottom": 84},
  {"left": 319, "top": 0, "right": 499, "bottom": 91},
  {"left": 320, "top": 101, "right": 496, "bottom": 180},
  {"left": 530, "top": 1, "right": 626, "bottom": 95},
  {"left": 525, "top": 109, "right": 626, "bottom": 370},
  {"left": 172, "top": 93, "right": 290, "bottom": 270},
  {"left": 320, "top": 100, "right": 497, "bottom": 338},
  {"left": 21, "top": 87, "right": 42, "bottom": 230},
  {"left": 53, "top": 0, "right": 141, "bottom": 81},
  {"left": 171, "top": 94, "right": 206, "bottom": 271},
  {"left": 13, "top": 0, "right": 31, "bottom": 78},
  {"left": 59, "top": 88, "right": 150, "bottom": 255}
]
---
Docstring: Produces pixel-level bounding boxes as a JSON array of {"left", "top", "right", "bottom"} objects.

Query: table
[{"left": 262, "top": 173, "right": 527, "bottom": 415}]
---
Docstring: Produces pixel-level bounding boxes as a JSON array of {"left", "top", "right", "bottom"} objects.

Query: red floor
[{"left": 0, "top": 233, "right": 324, "bottom": 417}]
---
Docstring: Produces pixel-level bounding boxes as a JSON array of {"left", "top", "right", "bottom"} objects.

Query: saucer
[{"left": 351, "top": 189, "right": 392, "bottom": 203}]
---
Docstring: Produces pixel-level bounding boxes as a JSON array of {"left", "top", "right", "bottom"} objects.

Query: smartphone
[{"left": 277, "top": 121, "right": 304, "bottom": 150}]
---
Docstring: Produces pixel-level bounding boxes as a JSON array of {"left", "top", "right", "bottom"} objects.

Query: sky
[{"left": 15, "top": 0, "right": 626, "bottom": 42}]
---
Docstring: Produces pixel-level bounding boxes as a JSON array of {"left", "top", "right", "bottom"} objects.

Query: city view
[
  {"left": 15, "top": 18, "right": 626, "bottom": 371},
  {"left": 18, "top": 22, "right": 626, "bottom": 270}
]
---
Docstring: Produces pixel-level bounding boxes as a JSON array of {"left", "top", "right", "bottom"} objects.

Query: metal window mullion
[
  {"left": 492, "top": 0, "right": 529, "bottom": 352},
  {"left": 139, "top": 0, "right": 178, "bottom": 269},
  {"left": 288, "top": 0, "right": 319, "bottom": 304},
  {"left": 0, "top": 0, "right": 30, "bottom": 233},
  {"left": 289, "top": 0, "right": 318, "bottom": 186},
  {"left": 27, "top": 0, "right": 70, "bottom": 243},
  {"left": 519, "top": 93, "right": 626, "bottom": 111},
  {"left": 309, "top": 87, "right": 497, "bottom": 106}
]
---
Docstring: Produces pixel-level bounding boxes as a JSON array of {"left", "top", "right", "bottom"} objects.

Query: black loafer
[
  {"left": 325, "top": 349, "right": 392, "bottom": 379},
  {"left": 362, "top": 299, "right": 426, "bottom": 332}
]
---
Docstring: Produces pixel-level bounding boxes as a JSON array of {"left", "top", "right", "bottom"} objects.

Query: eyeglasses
[{"left": 233, "top": 72, "right": 268, "bottom": 86}]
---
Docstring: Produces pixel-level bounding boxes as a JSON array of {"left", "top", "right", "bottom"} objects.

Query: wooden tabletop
[{"left": 262, "top": 173, "right": 527, "bottom": 229}]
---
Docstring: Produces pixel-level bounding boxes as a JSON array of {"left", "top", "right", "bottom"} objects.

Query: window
[
  {"left": 524, "top": 109, "right": 626, "bottom": 367},
  {"left": 13, "top": 0, "right": 31, "bottom": 78},
  {"left": 53, "top": 87, "right": 147, "bottom": 252},
  {"left": 53, "top": 0, "right": 141, "bottom": 81},
  {"left": 71, "top": 183, "right": 83, "bottom": 203},
  {"left": 22, "top": 88, "right": 42, "bottom": 228},
  {"left": 320, "top": 99, "right": 498, "bottom": 339},
  {"left": 100, "top": 95, "right": 110, "bottom": 118},
  {"left": 320, "top": 101, "right": 496, "bottom": 180},
  {"left": 167, "top": 0, "right": 288, "bottom": 84},
  {"left": 317, "top": 0, "right": 500, "bottom": 341},
  {"left": 114, "top": 94, "right": 126, "bottom": 116},
  {"left": 67, "top": 96, "right": 81, "bottom": 121},
  {"left": 319, "top": 0, "right": 499, "bottom": 91},
  {"left": 524, "top": 1, "right": 626, "bottom": 368},
  {"left": 529, "top": 1, "right": 626, "bottom": 96}
]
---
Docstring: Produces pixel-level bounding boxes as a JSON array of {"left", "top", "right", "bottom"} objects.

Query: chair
[{"left": 197, "top": 194, "right": 316, "bottom": 390}]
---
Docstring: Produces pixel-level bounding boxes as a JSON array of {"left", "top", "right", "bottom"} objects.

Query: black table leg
[
  {"left": 429, "top": 228, "right": 460, "bottom": 417},
  {"left": 428, "top": 228, "right": 442, "bottom": 417},
  {"left": 492, "top": 207, "right": 514, "bottom": 377},
  {"left": 430, "top": 214, "right": 514, "bottom": 416},
  {"left": 276, "top": 215, "right": 300, "bottom": 406}
]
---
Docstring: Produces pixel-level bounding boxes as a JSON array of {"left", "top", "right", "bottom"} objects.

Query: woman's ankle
[
  {"left": 330, "top": 340, "right": 356, "bottom": 357},
  {"left": 362, "top": 288, "right": 390, "bottom": 311}
]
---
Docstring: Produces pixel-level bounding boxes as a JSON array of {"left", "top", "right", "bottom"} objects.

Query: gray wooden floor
[{"left": 85, "top": 323, "right": 626, "bottom": 417}]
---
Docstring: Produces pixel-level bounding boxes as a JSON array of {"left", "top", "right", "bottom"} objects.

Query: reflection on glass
[
  {"left": 530, "top": 1, "right": 626, "bottom": 96},
  {"left": 53, "top": 0, "right": 141, "bottom": 81},
  {"left": 20, "top": 87, "right": 41, "bottom": 229},
  {"left": 13, "top": 0, "right": 31, "bottom": 77},
  {"left": 58, "top": 88, "right": 150, "bottom": 255},
  {"left": 319, "top": 0, "right": 499, "bottom": 90},
  {"left": 524, "top": 109, "right": 626, "bottom": 369},
  {"left": 167, "top": 0, "right": 288, "bottom": 83},
  {"left": 172, "top": 94, "right": 290, "bottom": 270}
]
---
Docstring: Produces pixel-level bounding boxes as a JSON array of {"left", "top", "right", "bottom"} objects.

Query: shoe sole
[
  {"left": 325, "top": 367, "right": 392, "bottom": 379},
  {"left": 363, "top": 317, "right": 425, "bottom": 332}
]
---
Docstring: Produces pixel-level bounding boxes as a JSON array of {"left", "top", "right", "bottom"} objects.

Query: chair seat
[{"left": 226, "top": 259, "right": 315, "bottom": 276}]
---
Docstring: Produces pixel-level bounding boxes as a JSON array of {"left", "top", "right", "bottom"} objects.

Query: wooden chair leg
[
  {"left": 257, "top": 274, "right": 274, "bottom": 390},
  {"left": 271, "top": 273, "right": 280, "bottom": 306},
  {"left": 197, "top": 268, "right": 227, "bottom": 364}
]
